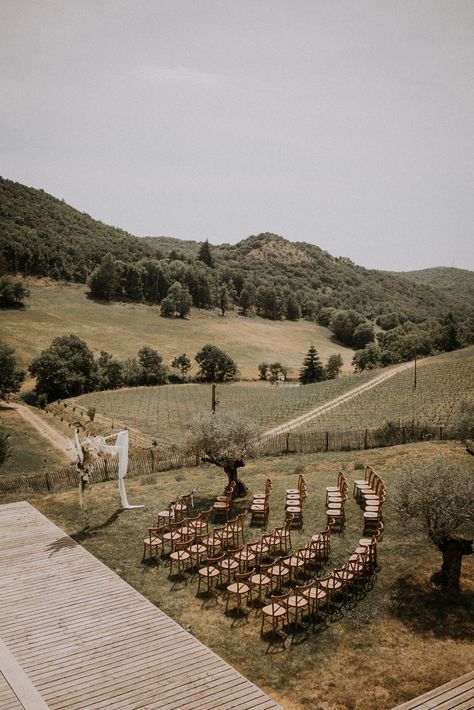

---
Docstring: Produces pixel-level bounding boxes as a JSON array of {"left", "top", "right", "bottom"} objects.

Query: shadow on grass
[
  {"left": 72, "top": 508, "right": 125, "bottom": 542},
  {"left": 389, "top": 574, "right": 474, "bottom": 640}
]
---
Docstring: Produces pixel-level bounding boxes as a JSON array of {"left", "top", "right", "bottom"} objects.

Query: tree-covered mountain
[{"left": 1, "top": 176, "right": 473, "bottom": 361}]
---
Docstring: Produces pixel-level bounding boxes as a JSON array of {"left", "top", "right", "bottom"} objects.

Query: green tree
[
  {"left": 0, "top": 276, "right": 30, "bottom": 307},
  {"left": 299, "top": 345, "right": 325, "bottom": 384},
  {"left": 186, "top": 412, "right": 261, "bottom": 497},
  {"left": 160, "top": 281, "right": 192, "bottom": 318},
  {"left": 269, "top": 362, "right": 283, "bottom": 382},
  {"left": 88, "top": 253, "right": 119, "bottom": 301},
  {"left": 438, "top": 312, "right": 461, "bottom": 352},
  {"left": 257, "top": 362, "right": 269, "bottom": 380},
  {"left": 138, "top": 346, "right": 168, "bottom": 385},
  {"left": 286, "top": 295, "right": 301, "bottom": 321},
  {"left": 0, "top": 341, "right": 25, "bottom": 400},
  {"left": 218, "top": 285, "right": 231, "bottom": 316},
  {"left": 123, "top": 264, "right": 143, "bottom": 301},
  {"left": 352, "top": 343, "right": 381, "bottom": 371},
  {"left": 352, "top": 321, "right": 375, "bottom": 349},
  {"left": 395, "top": 459, "right": 473, "bottom": 591},
  {"left": 329, "top": 309, "right": 364, "bottom": 346},
  {"left": 195, "top": 344, "right": 239, "bottom": 382},
  {"left": 197, "top": 240, "right": 214, "bottom": 268},
  {"left": 255, "top": 285, "right": 283, "bottom": 320},
  {"left": 325, "top": 353, "right": 344, "bottom": 379},
  {"left": 239, "top": 285, "right": 255, "bottom": 315},
  {"left": 171, "top": 353, "right": 192, "bottom": 380},
  {"left": 29, "top": 335, "right": 98, "bottom": 400},
  {"left": 96, "top": 351, "right": 124, "bottom": 390}
]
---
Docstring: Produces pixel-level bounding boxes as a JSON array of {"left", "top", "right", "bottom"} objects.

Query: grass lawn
[
  {"left": 6, "top": 440, "right": 473, "bottom": 710},
  {"left": 2, "top": 278, "right": 353, "bottom": 379},
  {"left": 0, "top": 404, "right": 69, "bottom": 477}
]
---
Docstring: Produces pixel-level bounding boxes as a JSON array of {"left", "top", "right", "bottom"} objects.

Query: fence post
[
  {"left": 364, "top": 429, "right": 368, "bottom": 449},
  {"left": 45, "top": 473, "right": 52, "bottom": 492},
  {"left": 439, "top": 426, "right": 443, "bottom": 440},
  {"left": 402, "top": 426, "right": 406, "bottom": 444},
  {"left": 286, "top": 432, "right": 289, "bottom": 453},
  {"left": 325, "top": 431, "right": 329, "bottom": 452}
]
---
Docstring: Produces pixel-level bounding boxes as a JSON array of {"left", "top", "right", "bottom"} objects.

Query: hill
[
  {"left": 2, "top": 176, "right": 473, "bottom": 330},
  {"left": 400, "top": 267, "right": 474, "bottom": 315},
  {"left": 0, "top": 278, "right": 352, "bottom": 379}
]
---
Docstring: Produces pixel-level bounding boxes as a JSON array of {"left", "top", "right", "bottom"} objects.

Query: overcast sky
[{"left": 1, "top": 1, "right": 473, "bottom": 271}]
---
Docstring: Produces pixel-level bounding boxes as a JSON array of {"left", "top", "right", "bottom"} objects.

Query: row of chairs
[
  {"left": 285, "top": 474, "right": 307, "bottom": 529},
  {"left": 260, "top": 530, "right": 380, "bottom": 642},
  {"left": 212, "top": 481, "right": 236, "bottom": 522},
  {"left": 325, "top": 472, "right": 348, "bottom": 530},
  {"left": 143, "top": 508, "right": 212, "bottom": 560},
  {"left": 157, "top": 491, "right": 195, "bottom": 526},
  {"left": 353, "top": 466, "right": 386, "bottom": 535},
  {"left": 250, "top": 478, "right": 272, "bottom": 526}
]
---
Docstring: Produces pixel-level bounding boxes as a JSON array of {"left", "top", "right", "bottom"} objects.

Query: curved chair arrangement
[{"left": 142, "top": 469, "right": 385, "bottom": 645}]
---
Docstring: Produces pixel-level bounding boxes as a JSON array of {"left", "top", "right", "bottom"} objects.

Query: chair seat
[
  {"left": 170, "top": 550, "right": 190, "bottom": 562},
  {"left": 220, "top": 558, "right": 239, "bottom": 570},
  {"left": 251, "top": 574, "right": 270, "bottom": 586},
  {"left": 261, "top": 603, "right": 287, "bottom": 617},
  {"left": 287, "top": 595, "right": 309, "bottom": 610},
  {"left": 199, "top": 566, "right": 220, "bottom": 578},
  {"left": 320, "top": 578, "right": 342, "bottom": 591},
  {"left": 307, "top": 587, "right": 327, "bottom": 601},
  {"left": 227, "top": 582, "right": 250, "bottom": 594},
  {"left": 286, "top": 506, "right": 301, "bottom": 513}
]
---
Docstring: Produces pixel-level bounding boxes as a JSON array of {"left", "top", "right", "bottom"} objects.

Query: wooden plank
[
  {"left": 0, "top": 502, "right": 282, "bottom": 710},
  {"left": 392, "top": 672, "right": 474, "bottom": 709},
  {"left": 0, "top": 637, "right": 49, "bottom": 710}
]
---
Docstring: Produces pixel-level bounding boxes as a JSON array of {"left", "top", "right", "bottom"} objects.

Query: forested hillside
[{"left": 1, "top": 176, "right": 473, "bottom": 367}]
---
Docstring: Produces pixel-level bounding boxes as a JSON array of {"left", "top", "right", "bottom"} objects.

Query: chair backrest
[
  {"left": 295, "top": 580, "right": 315, "bottom": 600},
  {"left": 228, "top": 545, "right": 244, "bottom": 562},
  {"left": 236, "top": 569, "right": 254, "bottom": 584},
  {"left": 268, "top": 590, "right": 291, "bottom": 612},
  {"left": 207, "top": 553, "right": 225, "bottom": 569},
  {"left": 199, "top": 507, "right": 213, "bottom": 522}
]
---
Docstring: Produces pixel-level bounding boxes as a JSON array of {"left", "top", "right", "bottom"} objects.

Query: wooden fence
[{"left": 0, "top": 420, "right": 455, "bottom": 497}]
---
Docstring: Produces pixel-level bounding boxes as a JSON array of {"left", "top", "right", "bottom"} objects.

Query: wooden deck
[
  {"left": 0, "top": 502, "right": 282, "bottom": 710},
  {"left": 392, "top": 670, "right": 474, "bottom": 709}
]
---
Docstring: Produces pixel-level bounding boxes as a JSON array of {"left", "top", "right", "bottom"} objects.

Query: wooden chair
[
  {"left": 174, "top": 492, "right": 194, "bottom": 521},
  {"left": 235, "top": 510, "right": 248, "bottom": 546},
  {"left": 188, "top": 534, "right": 209, "bottom": 569},
  {"left": 249, "top": 566, "right": 272, "bottom": 611},
  {"left": 197, "top": 554, "right": 225, "bottom": 595},
  {"left": 169, "top": 540, "right": 192, "bottom": 578},
  {"left": 286, "top": 474, "right": 305, "bottom": 496},
  {"left": 248, "top": 537, "right": 271, "bottom": 566},
  {"left": 224, "top": 569, "right": 254, "bottom": 616},
  {"left": 162, "top": 520, "right": 183, "bottom": 554},
  {"left": 260, "top": 591, "right": 291, "bottom": 639},
  {"left": 287, "top": 581, "right": 314, "bottom": 640},
  {"left": 286, "top": 504, "right": 303, "bottom": 530},
  {"left": 220, "top": 517, "right": 239, "bottom": 549},
  {"left": 272, "top": 515, "right": 293, "bottom": 553},
  {"left": 143, "top": 525, "right": 167, "bottom": 560},
  {"left": 239, "top": 543, "right": 257, "bottom": 571},
  {"left": 193, "top": 507, "right": 212, "bottom": 535},
  {"left": 253, "top": 478, "right": 272, "bottom": 501},
  {"left": 213, "top": 490, "right": 233, "bottom": 522},
  {"left": 157, "top": 501, "right": 177, "bottom": 526},
  {"left": 205, "top": 526, "right": 225, "bottom": 557},
  {"left": 267, "top": 555, "right": 292, "bottom": 592},
  {"left": 306, "top": 575, "right": 330, "bottom": 621},
  {"left": 219, "top": 546, "right": 244, "bottom": 584},
  {"left": 250, "top": 495, "right": 270, "bottom": 527}
]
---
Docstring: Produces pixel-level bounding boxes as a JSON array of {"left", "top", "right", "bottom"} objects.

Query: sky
[{"left": 1, "top": 1, "right": 473, "bottom": 271}]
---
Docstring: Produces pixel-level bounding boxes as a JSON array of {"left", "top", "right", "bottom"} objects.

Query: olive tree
[
  {"left": 186, "top": 412, "right": 261, "bottom": 498},
  {"left": 395, "top": 459, "right": 473, "bottom": 591}
]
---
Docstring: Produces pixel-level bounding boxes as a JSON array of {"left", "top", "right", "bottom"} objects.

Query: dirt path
[
  {"left": 262, "top": 360, "right": 415, "bottom": 438},
  {"left": 9, "top": 403, "right": 76, "bottom": 462}
]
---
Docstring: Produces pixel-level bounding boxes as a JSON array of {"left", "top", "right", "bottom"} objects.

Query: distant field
[
  {"left": 1, "top": 278, "right": 353, "bottom": 379},
  {"left": 71, "top": 370, "right": 379, "bottom": 445},
  {"left": 295, "top": 347, "right": 474, "bottom": 433},
  {"left": 0, "top": 405, "right": 69, "bottom": 477}
]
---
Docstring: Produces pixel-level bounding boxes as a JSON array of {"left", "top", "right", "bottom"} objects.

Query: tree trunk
[
  {"left": 223, "top": 460, "right": 247, "bottom": 498},
  {"left": 431, "top": 537, "right": 473, "bottom": 592}
]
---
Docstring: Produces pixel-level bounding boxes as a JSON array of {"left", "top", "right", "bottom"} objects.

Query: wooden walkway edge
[
  {"left": 0, "top": 502, "right": 282, "bottom": 710},
  {"left": 391, "top": 670, "right": 474, "bottom": 709}
]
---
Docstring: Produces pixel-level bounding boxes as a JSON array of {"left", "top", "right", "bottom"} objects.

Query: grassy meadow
[
  {"left": 1, "top": 278, "right": 353, "bottom": 379},
  {"left": 4, "top": 440, "right": 473, "bottom": 710},
  {"left": 0, "top": 404, "right": 69, "bottom": 476}
]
